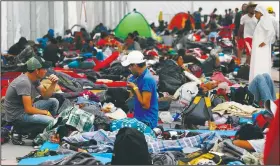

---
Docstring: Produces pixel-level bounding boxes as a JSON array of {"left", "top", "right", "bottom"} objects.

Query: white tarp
[
  {"left": 1, "top": 1, "right": 278, "bottom": 51},
  {"left": 1, "top": 1, "right": 128, "bottom": 51}
]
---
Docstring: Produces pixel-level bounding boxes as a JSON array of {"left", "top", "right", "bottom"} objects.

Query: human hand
[
  {"left": 127, "top": 82, "right": 137, "bottom": 89},
  {"left": 44, "top": 110, "right": 53, "bottom": 117},
  {"left": 102, "top": 105, "right": 112, "bottom": 113},
  {"left": 259, "top": 42, "right": 266, "bottom": 47},
  {"left": 48, "top": 74, "right": 59, "bottom": 84}
]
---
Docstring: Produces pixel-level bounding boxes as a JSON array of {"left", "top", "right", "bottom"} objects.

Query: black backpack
[
  {"left": 182, "top": 89, "right": 214, "bottom": 127},
  {"left": 230, "top": 86, "right": 254, "bottom": 105},
  {"left": 111, "top": 127, "right": 152, "bottom": 165}
]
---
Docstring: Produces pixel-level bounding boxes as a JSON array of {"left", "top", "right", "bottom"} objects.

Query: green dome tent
[{"left": 114, "top": 10, "right": 153, "bottom": 39}]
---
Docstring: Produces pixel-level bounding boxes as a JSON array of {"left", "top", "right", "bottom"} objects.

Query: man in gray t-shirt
[{"left": 3, "top": 56, "right": 59, "bottom": 125}]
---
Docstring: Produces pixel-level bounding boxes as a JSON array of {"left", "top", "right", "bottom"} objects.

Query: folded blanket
[{"left": 212, "top": 102, "right": 258, "bottom": 117}]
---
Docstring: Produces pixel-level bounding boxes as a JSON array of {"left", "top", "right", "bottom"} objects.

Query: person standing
[
  {"left": 228, "top": 9, "right": 234, "bottom": 25},
  {"left": 238, "top": 2, "right": 258, "bottom": 65},
  {"left": 267, "top": 7, "right": 279, "bottom": 43},
  {"left": 210, "top": 8, "right": 218, "bottom": 22},
  {"left": 234, "top": 3, "right": 248, "bottom": 65},
  {"left": 223, "top": 9, "right": 229, "bottom": 26},
  {"left": 233, "top": 8, "right": 239, "bottom": 21},
  {"left": 193, "top": 7, "right": 203, "bottom": 29},
  {"left": 249, "top": 5, "right": 275, "bottom": 83}
]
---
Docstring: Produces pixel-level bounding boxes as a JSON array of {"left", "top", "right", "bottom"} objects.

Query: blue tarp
[
  {"left": 18, "top": 153, "right": 112, "bottom": 165},
  {"left": 18, "top": 141, "right": 112, "bottom": 165}
]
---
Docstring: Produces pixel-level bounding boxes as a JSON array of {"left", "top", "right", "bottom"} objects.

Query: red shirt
[
  {"left": 97, "top": 39, "right": 107, "bottom": 47},
  {"left": 108, "top": 39, "right": 120, "bottom": 47}
]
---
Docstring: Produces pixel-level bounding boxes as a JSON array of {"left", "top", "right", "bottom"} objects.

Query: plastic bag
[{"left": 159, "top": 112, "right": 173, "bottom": 124}]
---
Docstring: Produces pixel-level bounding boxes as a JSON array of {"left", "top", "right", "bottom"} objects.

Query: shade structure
[
  {"left": 114, "top": 10, "right": 152, "bottom": 39},
  {"left": 168, "top": 12, "right": 195, "bottom": 30}
]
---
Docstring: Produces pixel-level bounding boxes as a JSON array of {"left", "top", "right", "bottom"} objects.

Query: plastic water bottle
[
  {"left": 172, "top": 113, "right": 180, "bottom": 121},
  {"left": 233, "top": 67, "right": 239, "bottom": 76},
  {"left": 219, "top": 52, "right": 225, "bottom": 62},
  {"left": 218, "top": 52, "right": 224, "bottom": 56}
]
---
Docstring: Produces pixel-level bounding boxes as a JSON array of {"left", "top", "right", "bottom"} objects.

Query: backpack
[
  {"left": 111, "top": 127, "right": 152, "bottom": 165},
  {"left": 182, "top": 89, "right": 214, "bottom": 127},
  {"left": 1, "top": 127, "right": 10, "bottom": 144},
  {"left": 230, "top": 86, "right": 254, "bottom": 105}
]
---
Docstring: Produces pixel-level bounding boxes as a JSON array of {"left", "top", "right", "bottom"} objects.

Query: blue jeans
[
  {"left": 248, "top": 73, "right": 276, "bottom": 102},
  {"left": 21, "top": 98, "right": 59, "bottom": 125}
]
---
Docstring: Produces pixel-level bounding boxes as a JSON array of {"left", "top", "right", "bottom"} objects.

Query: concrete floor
[{"left": 1, "top": 140, "right": 34, "bottom": 165}]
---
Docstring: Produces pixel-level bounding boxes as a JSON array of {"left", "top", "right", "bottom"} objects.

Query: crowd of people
[{"left": 1, "top": 1, "right": 279, "bottom": 165}]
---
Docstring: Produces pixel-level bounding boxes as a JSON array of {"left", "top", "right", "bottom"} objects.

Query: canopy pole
[
  {"left": 63, "top": 1, "right": 69, "bottom": 33},
  {"left": 191, "top": 1, "right": 194, "bottom": 13}
]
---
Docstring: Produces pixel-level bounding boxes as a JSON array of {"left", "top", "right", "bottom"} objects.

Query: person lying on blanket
[
  {"left": 232, "top": 124, "right": 265, "bottom": 153},
  {"left": 122, "top": 51, "right": 158, "bottom": 129},
  {"left": 3, "top": 56, "right": 59, "bottom": 126}
]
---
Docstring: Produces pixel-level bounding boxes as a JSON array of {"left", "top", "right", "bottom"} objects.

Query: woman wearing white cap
[{"left": 249, "top": 5, "right": 275, "bottom": 83}]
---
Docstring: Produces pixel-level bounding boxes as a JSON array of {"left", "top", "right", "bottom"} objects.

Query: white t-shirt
[
  {"left": 240, "top": 14, "right": 258, "bottom": 38},
  {"left": 269, "top": 14, "right": 279, "bottom": 42},
  {"left": 248, "top": 138, "right": 265, "bottom": 153}
]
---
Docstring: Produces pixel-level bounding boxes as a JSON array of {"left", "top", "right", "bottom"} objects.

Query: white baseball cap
[
  {"left": 105, "top": 108, "right": 127, "bottom": 120},
  {"left": 121, "top": 51, "right": 146, "bottom": 67}
]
